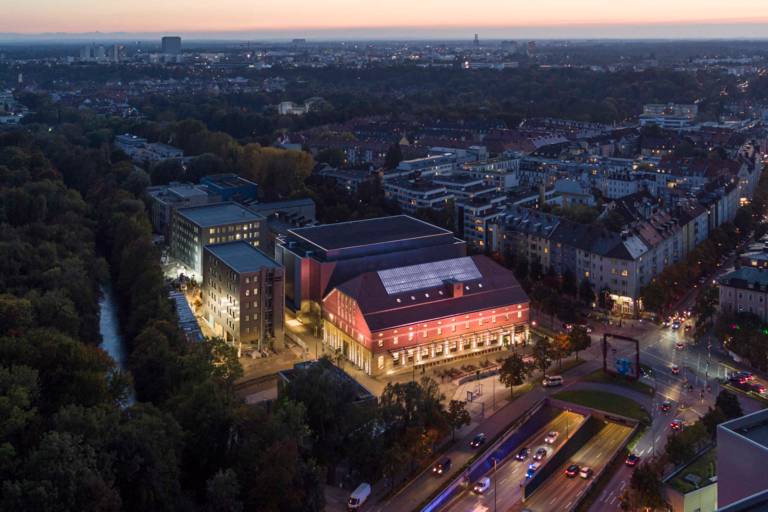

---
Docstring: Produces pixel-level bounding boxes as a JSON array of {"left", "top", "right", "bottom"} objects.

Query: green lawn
[
  {"left": 583, "top": 368, "right": 655, "bottom": 397},
  {"left": 552, "top": 390, "right": 651, "bottom": 424}
]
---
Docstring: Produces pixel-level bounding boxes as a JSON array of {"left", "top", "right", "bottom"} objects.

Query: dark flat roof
[
  {"left": 176, "top": 202, "right": 263, "bottom": 228},
  {"left": 205, "top": 241, "right": 280, "bottom": 273},
  {"left": 288, "top": 215, "right": 451, "bottom": 252}
]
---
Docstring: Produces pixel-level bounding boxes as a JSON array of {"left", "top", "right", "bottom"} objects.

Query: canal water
[{"left": 98, "top": 283, "right": 135, "bottom": 405}]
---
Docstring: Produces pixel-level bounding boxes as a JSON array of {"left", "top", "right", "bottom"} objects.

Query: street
[{"left": 442, "top": 411, "right": 584, "bottom": 512}]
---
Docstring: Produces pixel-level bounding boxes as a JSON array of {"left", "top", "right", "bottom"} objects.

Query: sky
[{"left": 2, "top": 0, "right": 768, "bottom": 39}]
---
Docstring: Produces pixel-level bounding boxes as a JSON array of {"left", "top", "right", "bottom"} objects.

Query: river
[{"left": 98, "top": 283, "right": 135, "bottom": 405}]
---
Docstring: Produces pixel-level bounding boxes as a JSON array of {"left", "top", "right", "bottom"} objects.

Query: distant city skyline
[{"left": 2, "top": 0, "right": 768, "bottom": 40}]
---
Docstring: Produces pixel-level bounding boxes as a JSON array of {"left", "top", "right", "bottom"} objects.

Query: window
[{"left": 378, "top": 356, "right": 384, "bottom": 370}]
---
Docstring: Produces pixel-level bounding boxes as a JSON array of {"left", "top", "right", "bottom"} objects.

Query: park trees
[
  {"left": 445, "top": 400, "right": 471, "bottom": 440},
  {"left": 498, "top": 353, "right": 531, "bottom": 398}
]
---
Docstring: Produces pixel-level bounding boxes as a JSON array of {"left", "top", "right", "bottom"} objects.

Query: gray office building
[
  {"left": 202, "top": 241, "right": 284, "bottom": 351},
  {"left": 717, "top": 409, "right": 768, "bottom": 510},
  {"left": 170, "top": 202, "right": 264, "bottom": 276},
  {"left": 161, "top": 36, "right": 182, "bottom": 55}
]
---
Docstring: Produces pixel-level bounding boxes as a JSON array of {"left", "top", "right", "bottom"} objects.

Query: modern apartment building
[
  {"left": 170, "top": 202, "right": 264, "bottom": 276},
  {"left": 202, "top": 241, "right": 284, "bottom": 351}
]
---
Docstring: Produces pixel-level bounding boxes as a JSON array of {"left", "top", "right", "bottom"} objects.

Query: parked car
[
  {"left": 542, "top": 375, "right": 564, "bottom": 387},
  {"left": 432, "top": 458, "right": 452, "bottom": 475},
  {"left": 625, "top": 453, "right": 640, "bottom": 467},
  {"left": 347, "top": 483, "right": 371, "bottom": 511},
  {"left": 565, "top": 464, "right": 580, "bottom": 478},
  {"left": 470, "top": 433, "right": 487, "bottom": 448},
  {"left": 544, "top": 431, "right": 560, "bottom": 444},
  {"left": 579, "top": 466, "right": 593, "bottom": 479},
  {"left": 515, "top": 447, "right": 530, "bottom": 461},
  {"left": 533, "top": 448, "right": 547, "bottom": 461},
  {"left": 473, "top": 476, "right": 491, "bottom": 494}
]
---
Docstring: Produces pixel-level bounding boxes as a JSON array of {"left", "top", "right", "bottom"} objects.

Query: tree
[
  {"left": 578, "top": 278, "right": 595, "bottom": 304},
  {"left": 552, "top": 333, "right": 572, "bottom": 369},
  {"left": 383, "top": 143, "right": 403, "bottom": 169},
  {"left": 568, "top": 327, "right": 592, "bottom": 361},
  {"left": 445, "top": 400, "right": 471, "bottom": 440},
  {"left": 498, "top": 353, "right": 530, "bottom": 398},
  {"left": 620, "top": 460, "right": 666, "bottom": 511},
  {"left": 315, "top": 148, "right": 345, "bottom": 168},
  {"left": 532, "top": 337, "right": 554, "bottom": 375},
  {"left": 205, "top": 469, "right": 243, "bottom": 512},
  {"left": 561, "top": 270, "right": 577, "bottom": 296},
  {"left": 715, "top": 390, "right": 743, "bottom": 420}
]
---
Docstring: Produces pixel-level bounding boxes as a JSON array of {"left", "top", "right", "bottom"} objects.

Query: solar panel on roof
[{"left": 378, "top": 257, "right": 481, "bottom": 295}]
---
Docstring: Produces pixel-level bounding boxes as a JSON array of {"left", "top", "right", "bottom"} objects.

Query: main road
[
  {"left": 517, "top": 421, "right": 633, "bottom": 512},
  {"left": 441, "top": 410, "right": 584, "bottom": 512}
]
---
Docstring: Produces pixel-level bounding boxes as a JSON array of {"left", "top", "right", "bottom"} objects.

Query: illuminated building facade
[
  {"left": 322, "top": 255, "right": 529, "bottom": 376},
  {"left": 202, "top": 241, "right": 284, "bottom": 351}
]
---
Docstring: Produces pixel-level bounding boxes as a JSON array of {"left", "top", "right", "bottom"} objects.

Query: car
[
  {"left": 544, "top": 431, "right": 560, "bottom": 444},
  {"left": 533, "top": 448, "right": 547, "bottom": 461},
  {"left": 515, "top": 447, "right": 530, "bottom": 461},
  {"left": 625, "top": 453, "right": 640, "bottom": 467},
  {"left": 432, "top": 458, "right": 452, "bottom": 475},
  {"left": 671, "top": 364, "right": 680, "bottom": 375},
  {"left": 675, "top": 342, "right": 685, "bottom": 350},
  {"left": 662, "top": 319, "right": 670, "bottom": 328},
  {"left": 526, "top": 463, "right": 540, "bottom": 479},
  {"left": 563, "top": 323, "right": 574, "bottom": 331},
  {"left": 473, "top": 476, "right": 491, "bottom": 494},
  {"left": 542, "top": 375, "right": 564, "bottom": 387},
  {"left": 732, "top": 371, "right": 754, "bottom": 382},
  {"left": 751, "top": 383, "right": 767, "bottom": 395},
  {"left": 684, "top": 324, "right": 692, "bottom": 331},
  {"left": 672, "top": 321, "right": 681, "bottom": 330},
  {"left": 670, "top": 419, "right": 685, "bottom": 432},
  {"left": 579, "top": 466, "right": 593, "bottom": 479},
  {"left": 565, "top": 464, "right": 580, "bottom": 478},
  {"left": 660, "top": 400, "right": 672, "bottom": 413},
  {"left": 470, "top": 433, "right": 487, "bottom": 448}
]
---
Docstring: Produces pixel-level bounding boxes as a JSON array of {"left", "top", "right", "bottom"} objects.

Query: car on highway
[
  {"left": 751, "top": 382, "right": 767, "bottom": 395},
  {"left": 526, "top": 463, "right": 540, "bottom": 479},
  {"left": 544, "top": 431, "right": 560, "bottom": 444},
  {"left": 730, "top": 371, "right": 754, "bottom": 382},
  {"left": 432, "top": 458, "right": 452, "bottom": 475},
  {"left": 671, "top": 364, "right": 680, "bottom": 375},
  {"left": 565, "top": 464, "right": 580, "bottom": 478},
  {"left": 660, "top": 400, "right": 672, "bottom": 413},
  {"left": 684, "top": 324, "right": 692, "bottom": 332},
  {"left": 670, "top": 419, "right": 685, "bottom": 432},
  {"left": 470, "top": 433, "right": 487, "bottom": 448},
  {"left": 625, "top": 453, "right": 640, "bottom": 467},
  {"left": 579, "top": 466, "right": 593, "bottom": 479},
  {"left": 515, "top": 447, "right": 530, "bottom": 461},
  {"left": 533, "top": 448, "right": 547, "bottom": 461},
  {"left": 473, "top": 476, "right": 491, "bottom": 494},
  {"left": 672, "top": 321, "right": 681, "bottom": 330},
  {"left": 675, "top": 342, "right": 685, "bottom": 350}
]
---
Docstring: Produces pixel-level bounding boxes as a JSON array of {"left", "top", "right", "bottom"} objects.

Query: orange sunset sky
[{"left": 2, "top": 0, "right": 767, "bottom": 37}]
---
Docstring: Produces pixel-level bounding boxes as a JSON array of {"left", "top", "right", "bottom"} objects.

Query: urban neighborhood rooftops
[
  {"left": 204, "top": 241, "right": 279, "bottom": 273},
  {"left": 176, "top": 202, "right": 263, "bottom": 227}
]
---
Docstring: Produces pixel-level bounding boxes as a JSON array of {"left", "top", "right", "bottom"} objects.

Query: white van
[
  {"left": 542, "top": 375, "right": 563, "bottom": 387},
  {"left": 348, "top": 482, "right": 371, "bottom": 511}
]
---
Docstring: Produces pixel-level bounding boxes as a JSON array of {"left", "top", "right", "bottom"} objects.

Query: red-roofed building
[{"left": 322, "top": 255, "right": 530, "bottom": 376}]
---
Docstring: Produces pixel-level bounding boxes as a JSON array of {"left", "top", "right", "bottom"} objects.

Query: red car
[
  {"left": 625, "top": 453, "right": 640, "bottom": 467},
  {"left": 670, "top": 419, "right": 685, "bottom": 432},
  {"left": 565, "top": 464, "right": 580, "bottom": 478}
]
